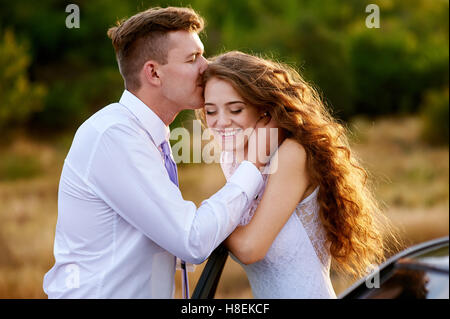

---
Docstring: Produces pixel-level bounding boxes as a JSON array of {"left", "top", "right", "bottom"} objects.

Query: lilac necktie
[
  {"left": 160, "top": 140, "right": 189, "bottom": 299},
  {"left": 161, "top": 140, "right": 179, "bottom": 186}
]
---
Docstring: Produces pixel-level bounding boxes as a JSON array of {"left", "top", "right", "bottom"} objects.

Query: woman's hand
[
  {"left": 238, "top": 115, "right": 284, "bottom": 170},
  {"left": 225, "top": 138, "right": 310, "bottom": 265}
]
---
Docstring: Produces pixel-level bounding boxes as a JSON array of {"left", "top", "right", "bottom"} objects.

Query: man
[{"left": 43, "top": 7, "right": 266, "bottom": 298}]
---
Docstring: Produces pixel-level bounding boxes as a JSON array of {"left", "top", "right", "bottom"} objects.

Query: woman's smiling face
[{"left": 204, "top": 77, "right": 261, "bottom": 152}]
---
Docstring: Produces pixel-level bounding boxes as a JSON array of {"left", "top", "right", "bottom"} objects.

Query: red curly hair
[{"left": 197, "top": 51, "right": 400, "bottom": 277}]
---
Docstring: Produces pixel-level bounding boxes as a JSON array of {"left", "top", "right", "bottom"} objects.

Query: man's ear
[{"left": 142, "top": 61, "right": 161, "bottom": 87}]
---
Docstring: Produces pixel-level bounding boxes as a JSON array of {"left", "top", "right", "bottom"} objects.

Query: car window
[
  {"left": 425, "top": 271, "right": 449, "bottom": 299},
  {"left": 339, "top": 239, "right": 449, "bottom": 299},
  {"left": 366, "top": 267, "right": 430, "bottom": 299},
  {"left": 364, "top": 257, "right": 449, "bottom": 299}
]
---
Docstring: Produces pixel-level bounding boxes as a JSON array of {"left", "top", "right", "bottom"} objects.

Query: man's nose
[{"left": 198, "top": 55, "right": 209, "bottom": 74}]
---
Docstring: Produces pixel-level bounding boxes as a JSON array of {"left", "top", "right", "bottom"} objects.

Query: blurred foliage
[
  {"left": 0, "top": 28, "right": 46, "bottom": 134},
  {"left": 0, "top": 153, "right": 42, "bottom": 180},
  {"left": 420, "top": 87, "right": 449, "bottom": 145},
  {"left": 0, "top": 0, "right": 448, "bottom": 137}
]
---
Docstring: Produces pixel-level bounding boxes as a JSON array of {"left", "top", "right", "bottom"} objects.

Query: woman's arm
[{"left": 224, "top": 138, "right": 311, "bottom": 264}]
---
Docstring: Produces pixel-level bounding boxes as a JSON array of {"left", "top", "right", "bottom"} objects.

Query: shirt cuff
[{"left": 228, "top": 161, "right": 264, "bottom": 202}]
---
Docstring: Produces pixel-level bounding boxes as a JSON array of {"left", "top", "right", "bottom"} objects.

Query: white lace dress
[{"left": 221, "top": 152, "right": 337, "bottom": 299}]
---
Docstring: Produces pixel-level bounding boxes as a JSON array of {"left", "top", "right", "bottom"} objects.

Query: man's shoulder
[
  {"left": 69, "top": 102, "right": 144, "bottom": 156},
  {"left": 86, "top": 102, "right": 137, "bottom": 134},
  {"left": 65, "top": 102, "right": 155, "bottom": 174}
]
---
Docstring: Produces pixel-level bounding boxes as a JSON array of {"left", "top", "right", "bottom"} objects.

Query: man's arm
[{"left": 86, "top": 123, "right": 263, "bottom": 264}]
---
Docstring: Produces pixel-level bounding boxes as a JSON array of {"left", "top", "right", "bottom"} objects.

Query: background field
[{"left": 0, "top": 116, "right": 447, "bottom": 298}]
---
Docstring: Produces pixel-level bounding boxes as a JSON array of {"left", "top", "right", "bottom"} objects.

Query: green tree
[
  {"left": 0, "top": 29, "right": 46, "bottom": 134},
  {"left": 0, "top": 0, "right": 448, "bottom": 133},
  {"left": 420, "top": 87, "right": 449, "bottom": 145}
]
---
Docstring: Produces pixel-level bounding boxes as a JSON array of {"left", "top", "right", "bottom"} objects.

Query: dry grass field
[{"left": 0, "top": 116, "right": 448, "bottom": 298}]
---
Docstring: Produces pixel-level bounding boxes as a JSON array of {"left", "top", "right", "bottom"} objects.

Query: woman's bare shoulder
[
  {"left": 279, "top": 138, "right": 306, "bottom": 160},
  {"left": 272, "top": 138, "right": 307, "bottom": 173}
]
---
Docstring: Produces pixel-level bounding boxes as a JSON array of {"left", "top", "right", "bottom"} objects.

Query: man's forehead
[{"left": 167, "top": 30, "right": 204, "bottom": 57}]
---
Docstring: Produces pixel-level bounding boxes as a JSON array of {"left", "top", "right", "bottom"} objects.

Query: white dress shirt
[{"left": 43, "top": 90, "right": 263, "bottom": 298}]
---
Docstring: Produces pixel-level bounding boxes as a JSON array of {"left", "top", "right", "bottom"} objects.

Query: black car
[
  {"left": 339, "top": 236, "right": 449, "bottom": 299},
  {"left": 192, "top": 236, "right": 449, "bottom": 299}
]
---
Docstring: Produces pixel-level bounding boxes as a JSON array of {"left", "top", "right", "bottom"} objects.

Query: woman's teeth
[
  {"left": 223, "top": 130, "right": 238, "bottom": 137},
  {"left": 222, "top": 129, "right": 243, "bottom": 137}
]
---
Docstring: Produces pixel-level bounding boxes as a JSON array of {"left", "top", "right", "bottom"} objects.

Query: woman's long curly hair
[{"left": 197, "top": 51, "right": 400, "bottom": 278}]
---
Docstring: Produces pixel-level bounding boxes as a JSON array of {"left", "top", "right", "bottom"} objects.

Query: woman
[{"left": 197, "top": 51, "right": 397, "bottom": 298}]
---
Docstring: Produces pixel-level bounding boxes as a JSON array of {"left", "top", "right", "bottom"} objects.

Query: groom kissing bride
[
  {"left": 45, "top": 5, "right": 386, "bottom": 300},
  {"left": 43, "top": 6, "right": 275, "bottom": 298}
]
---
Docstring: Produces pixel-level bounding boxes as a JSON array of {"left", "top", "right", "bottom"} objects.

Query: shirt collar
[{"left": 118, "top": 90, "right": 170, "bottom": 146}]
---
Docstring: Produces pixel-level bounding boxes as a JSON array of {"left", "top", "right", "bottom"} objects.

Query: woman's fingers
[{"left": 246, "top": 117, "right": 281, "bottom": 169}]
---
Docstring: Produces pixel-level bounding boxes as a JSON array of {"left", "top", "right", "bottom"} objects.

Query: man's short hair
[{"left": 107, "top": 7, "right": 204, "bottom": 91}]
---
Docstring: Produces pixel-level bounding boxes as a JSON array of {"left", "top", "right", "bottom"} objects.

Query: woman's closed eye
[{"left": 205, "top": 109, "right": 241, "bottom": 115}]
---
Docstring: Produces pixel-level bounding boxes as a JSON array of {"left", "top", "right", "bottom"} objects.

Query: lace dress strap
[{"left": 294, "top": 187, "right": 331, "bottom": 269}]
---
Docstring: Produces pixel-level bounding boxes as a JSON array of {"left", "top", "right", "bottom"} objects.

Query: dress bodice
[{"left": 221, "top": 152, "right": 337, "bottom": 298}]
